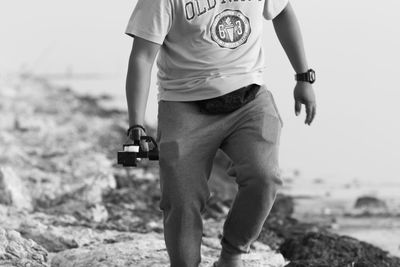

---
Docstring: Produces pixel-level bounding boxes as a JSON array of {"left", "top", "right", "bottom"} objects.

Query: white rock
[
  {"left": 0, "top": 227, "right": 48, "bottom": 267},
  {"left": 89, "top": 203, "right": 109, "bottom": 223},
  {"left": 0, "top": 167, "right": 33, "bottom": 211},
  {"left": 51, "top": 231, "right": 287, "bottom": 267}
]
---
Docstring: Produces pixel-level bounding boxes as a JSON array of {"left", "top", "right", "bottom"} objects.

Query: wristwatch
[{"left": 295, "top": 69, "right": 316, "bottom": 84}]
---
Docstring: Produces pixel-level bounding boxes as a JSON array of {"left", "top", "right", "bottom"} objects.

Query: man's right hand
[
  {"left": 128, "top": 126, "right": 149, "bottom": 152},
  {"left": 293, "top": 81, "right": 317, "bottom": 125}
]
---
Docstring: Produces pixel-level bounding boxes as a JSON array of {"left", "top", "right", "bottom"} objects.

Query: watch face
[{"left": 308, "top": 69, "right": 316, "bottom": 83}]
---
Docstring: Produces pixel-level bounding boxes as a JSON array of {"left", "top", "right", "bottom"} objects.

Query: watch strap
[{"left": 295, "top": 69, "right": 316, "bottom": 84}]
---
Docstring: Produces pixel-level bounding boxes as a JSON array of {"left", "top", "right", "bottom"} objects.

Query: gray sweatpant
[{"left": 157, "top": 87, "right": 283, "bottom": 267}]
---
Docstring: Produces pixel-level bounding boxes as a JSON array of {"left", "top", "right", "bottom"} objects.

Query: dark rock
[
  {"left": 280, "top": 231, "right": 400, "bottom": 267},
  {"left": 256, "top": 195, "right": 296, "bottom": 250},
  {"left": 101, "top": 182, "right": 163, "bottom": 233},
  {"left": 259, "top": 214, "right": 326, "bottom": 250},
  {"left": 270, "top": 194, "right": 294, "bottom": 218},
  {"left": 352, "top": 196, "right": 389, "bottom": 216},
  {"left": 256, "top": 228, "right": 284, "bottom": 251},
  {"left": 73, "top": 94, "right": 123, "bottom": 118},
  {"left": 354, "top": 196, "right": 387, "bottom": 209}
]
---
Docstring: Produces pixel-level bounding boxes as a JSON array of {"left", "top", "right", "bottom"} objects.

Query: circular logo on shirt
[{"left": 210, "top": 9, "right": 251, "bottom": 49}]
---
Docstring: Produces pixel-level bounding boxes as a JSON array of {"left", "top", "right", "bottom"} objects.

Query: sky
[{"left": 1, "top": 0, "right": 400, "bottom": 183}]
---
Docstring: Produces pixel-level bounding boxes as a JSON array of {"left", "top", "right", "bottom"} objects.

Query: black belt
[{"left": 194, "top": 84, "right": 260, "bottom": 114}]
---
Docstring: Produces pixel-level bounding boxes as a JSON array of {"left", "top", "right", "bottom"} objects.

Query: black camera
[{"left": 117, "top": 136, "right": 159, "bottom": 167}]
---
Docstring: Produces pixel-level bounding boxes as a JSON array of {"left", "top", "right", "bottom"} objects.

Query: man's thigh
[
  {"left": 220, "top": 89, "right": 283, "bottom": 185},
  {"left": 157, "top": 100, "right": 224, "bottom": 208}
]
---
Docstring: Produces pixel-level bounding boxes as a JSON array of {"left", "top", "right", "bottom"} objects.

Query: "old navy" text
[{"left": 185, "top": 0, "right": 262, "bottom": 21}]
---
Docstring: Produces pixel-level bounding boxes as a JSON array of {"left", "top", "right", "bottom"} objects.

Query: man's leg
[
  {"left": 217, "top": 89, "right": 284, "bottom": 265},
  {"left": 157, "top": 100, "right": 224, "bottom": 267}
]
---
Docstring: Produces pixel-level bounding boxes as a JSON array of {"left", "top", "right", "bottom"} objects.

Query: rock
[
  {"left": 270, "top": 194, "right": 295, "bottom": 218},
  {"left": 0, "top": 77, "right": 117, "bottom": 215},
  {"left": 354, "top": 196, "right": 387, "bottom": 209},
  {"left": 280, "top": 231, "right": 400, "bottom": 267},
  {"left": 29, "top": 151, "right": 116, "bottom": 215},
  {"left": 353, "top": 195, "right": 388, "bottom": 215},
  {"left": 51, "top": 231, "right": 287, "bottom": 267},
  {"left": 284, "top": 259, "right": 332, "bottom": 267},
  {"left": 113, "top": 167, "right": 158, "bottom": 189},
  {"left": 42, "top": 200, "right": 109, "bottom": 224},
  {"left": 50, "top": 232, "right": 168, "bottom": 267},
  {"left": 0, "top": 115, "right": 15, "bottom": 131},
  {"left": 100, "top": 178, "right": 164, "bottom": 232},
  {"left": 14, "top": 115, "right": 55, "bottom": 133},
  {"left": 0, "top": 205, "right": 29, "bottom": 230},
  {"left": 89, "top": 203, "right": 109, "bottom": 223},
  {"left": 18, "top": 221, "right": 79, "bottom": 253},
  {"left": 69, "top": 153, "right": 116, "bottom": 199},
  {"left": 0, "top": 166, "right": 33, "bottom": 211},
  {"left": 257, "top": 228, "right": 283, "bottom": 251},
  {"left": 73, "top": 94, "right": 123, "bottom": 118},
  {"left": 0, "top": 227, "right": 48, "bottom": 267},
  {"left": 259, "top": 215, "right": 325, "bottom": 250}
]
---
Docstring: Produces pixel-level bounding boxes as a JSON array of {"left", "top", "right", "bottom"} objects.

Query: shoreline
[{"left": 284, "top": 180, "right": 400, "bottom": 257}]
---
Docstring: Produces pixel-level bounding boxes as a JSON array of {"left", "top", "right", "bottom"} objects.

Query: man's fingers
[
  {"left": 132, "top": 128, "right": 149, "bottom": 152},
  {"left": 295, "top": 100, "right": 301, "bottom": 116},
  {"left": 129, "top": 128, "right": 149, "bottom": 151},
  {"left": 305, "top": 103, "right": 311, "bottom": 124},
  {"left": 132, "top": 128, "right": 141, "bottom": 142},
  {"left": 140, "top": 139, "right": 149, "bottom": 152},
  {"left": 305, "top": 102, "right": 316, "bottom": 125},
  {"left": 310, "top": 105, "right": 317, "bottom": 124}
]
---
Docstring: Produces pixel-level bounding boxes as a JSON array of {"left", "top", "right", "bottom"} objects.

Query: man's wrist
[
  {"left": 295, "top": 66, "right": 309, "bottom": 74},
  {"left": 295, "top": 69, "right": 316, "bottom": 84},
  {"left": 127, "top": 124, "right": 146, "bottom": 137}
]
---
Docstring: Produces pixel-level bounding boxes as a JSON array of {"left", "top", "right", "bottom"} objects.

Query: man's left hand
[{"left": 293, "top": 82, "right": 316, "bottom": 125}]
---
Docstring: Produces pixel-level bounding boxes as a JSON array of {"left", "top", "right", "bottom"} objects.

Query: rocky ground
[{"left": 1, "top": 75, "right": 399, "bottom": 266}]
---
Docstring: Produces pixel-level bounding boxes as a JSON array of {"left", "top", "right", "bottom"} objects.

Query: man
[{"left": 124, "top": 0, "right": 316, "bottom": 266}]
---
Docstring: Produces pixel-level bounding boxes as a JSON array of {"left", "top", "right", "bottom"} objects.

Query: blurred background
[{"left": 1, "top": 0, "right": 400, "bottom": 260}]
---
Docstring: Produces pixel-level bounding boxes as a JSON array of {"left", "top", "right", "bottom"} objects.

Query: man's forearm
[
  {"left": 125, "top": 56, "right": 152, "bottom": 126},
  {"left": 273, "top": 3, "right": 309, "bottom": 73}
]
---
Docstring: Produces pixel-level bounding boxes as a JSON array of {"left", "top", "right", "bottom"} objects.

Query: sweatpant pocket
[{"left": 266, "top": 90, "right": 284, "bottom": 128}]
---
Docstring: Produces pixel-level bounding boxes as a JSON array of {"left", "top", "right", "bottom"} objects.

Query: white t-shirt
[{"left": 126, "top": 0, "right": 289, "bottom": 101}]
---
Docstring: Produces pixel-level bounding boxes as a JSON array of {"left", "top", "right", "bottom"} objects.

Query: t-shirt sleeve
[
  {"left": 125, "top": 0, "right": 172, "bottom": 45},
  {"left": 263, "top": 0, "right": 289, "bottom": 20}
]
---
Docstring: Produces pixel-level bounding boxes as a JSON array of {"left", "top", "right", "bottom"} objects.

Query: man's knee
[
  {"left": 159, "top": 185, "right": 210, "bottom": 214},
  {"left": 237, "top": 166, "right": 283, "bottom": 191}
]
